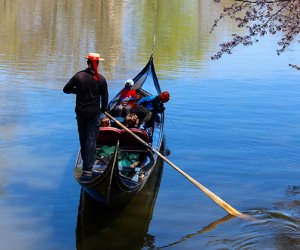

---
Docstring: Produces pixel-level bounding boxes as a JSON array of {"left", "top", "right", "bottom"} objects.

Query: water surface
[{"left": 0, "top": 0, "right": 300, "bottom": 249}]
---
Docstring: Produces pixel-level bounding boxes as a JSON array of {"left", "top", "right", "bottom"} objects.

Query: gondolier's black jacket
[{"left": 63, "top": 68, "right": 109, "bottom": 118}]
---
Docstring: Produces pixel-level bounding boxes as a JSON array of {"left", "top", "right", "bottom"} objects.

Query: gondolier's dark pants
[{"left": 76, "top": 115, "right": 100, "bottom": 172}]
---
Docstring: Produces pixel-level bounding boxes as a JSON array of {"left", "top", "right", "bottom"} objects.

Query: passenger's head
[
  {"left": 124, "top": 79, "right": 134, "bottom": 90},
  {"left": 100, "top": 117, "right": 111, "bottom": 127},
  {"left": 159, "top": 91, "right": 170, "bottom": 103},
  {"left": 125, "top": 113, "right": 139, "bottom": 128}
]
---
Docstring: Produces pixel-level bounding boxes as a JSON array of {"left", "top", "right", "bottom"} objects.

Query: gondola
[
  {"left": 76, "top": 156, "right": 164, "bottom": 249},
  {"left": 74, "top": 54, "right": 164, "bottom": 207}
]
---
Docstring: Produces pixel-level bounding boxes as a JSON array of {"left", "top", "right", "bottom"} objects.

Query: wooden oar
[{"left": 105, "top": 112, "right": 253, "bottom": 220}]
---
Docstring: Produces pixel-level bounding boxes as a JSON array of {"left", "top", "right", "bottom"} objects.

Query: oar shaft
[
  {"left": 157, "top": 154, "right": 242, "bottom": 216},
  {"left": 105, "top": 112, "right": 249, "bottom": 220}
]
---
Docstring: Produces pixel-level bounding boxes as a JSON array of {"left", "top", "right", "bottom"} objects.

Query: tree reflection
[{"left": 0, "top": 0, "right": 239, "bottom": 84}]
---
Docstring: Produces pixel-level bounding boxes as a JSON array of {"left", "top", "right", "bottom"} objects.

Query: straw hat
[{"left": 85, "top": 53, "right": 105, "bottom": 61}]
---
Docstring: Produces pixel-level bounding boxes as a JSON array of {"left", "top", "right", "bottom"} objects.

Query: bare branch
[
  {"left": 211, "top": 0, "right": 300, "bottom": 69},
  {"left": 235, "top": 0, "right": 290, "bottom": 3}
]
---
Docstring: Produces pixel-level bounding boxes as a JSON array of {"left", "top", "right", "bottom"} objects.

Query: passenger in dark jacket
[
  {"left": 137, "top": 91, "right": 170, "bottom": 128},
  {"left": 63, "top": 53, "right": 108, "bottom": 178}
]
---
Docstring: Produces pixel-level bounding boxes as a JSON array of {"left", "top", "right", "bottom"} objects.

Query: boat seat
[
  {"left": 119, "top": 128, "right": 149, "bottom": 148},
  {"left": 97, "top": 127, "right": 121, "bottom": 146}
]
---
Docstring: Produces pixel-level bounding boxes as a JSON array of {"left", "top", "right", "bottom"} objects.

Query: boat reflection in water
[{"left": 76, "top": 154, "right": 164, "bottom": 250}]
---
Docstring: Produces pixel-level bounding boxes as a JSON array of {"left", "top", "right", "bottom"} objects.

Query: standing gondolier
[{"left": 63, "top": 52, "right": 108, "bottom": 179}]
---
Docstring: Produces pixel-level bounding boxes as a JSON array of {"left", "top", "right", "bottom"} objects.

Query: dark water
[{"left": 1, "top": 1, "right": 300, "bottom": 249}]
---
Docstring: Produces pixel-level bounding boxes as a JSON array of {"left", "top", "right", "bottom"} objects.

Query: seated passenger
[
  {"left": 100, "top": 117, "right": 111, "bottom": 127},
  {"left": 124, "top": 113, "right": 139, "bottom": 128},
  {"left": 136, "top": 91, "right": 170, "bottom": 128},
  {"left": 113, "top": 79, "right": 137, "bottom": 116}
]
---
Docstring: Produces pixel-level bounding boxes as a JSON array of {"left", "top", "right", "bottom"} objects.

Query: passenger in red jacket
[{"left": 113, "top": 79, "right": 137, "bottom": 116}]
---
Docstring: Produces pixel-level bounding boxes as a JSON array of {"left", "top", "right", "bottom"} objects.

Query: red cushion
[
  {"left": 119, "top": 128, "right": 149, "bottom": 147},
  {"left": 97, "top": 127, "right": 121, "bottom": 145}
]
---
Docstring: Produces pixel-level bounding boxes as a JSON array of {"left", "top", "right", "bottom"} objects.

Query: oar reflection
[{"left": 158, "top": 214, "right": 234, "bottom": 249}]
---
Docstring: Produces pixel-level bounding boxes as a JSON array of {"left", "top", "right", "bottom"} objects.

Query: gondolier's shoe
[
  {"left": 79, "top": 170, "right": 101, "bottom": 181},
  {"left": 79, "top": 170, "right": 93, "bottom": 181},
  {"left": 82, "top": 170, "right": 92, "bottom": 176}
]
